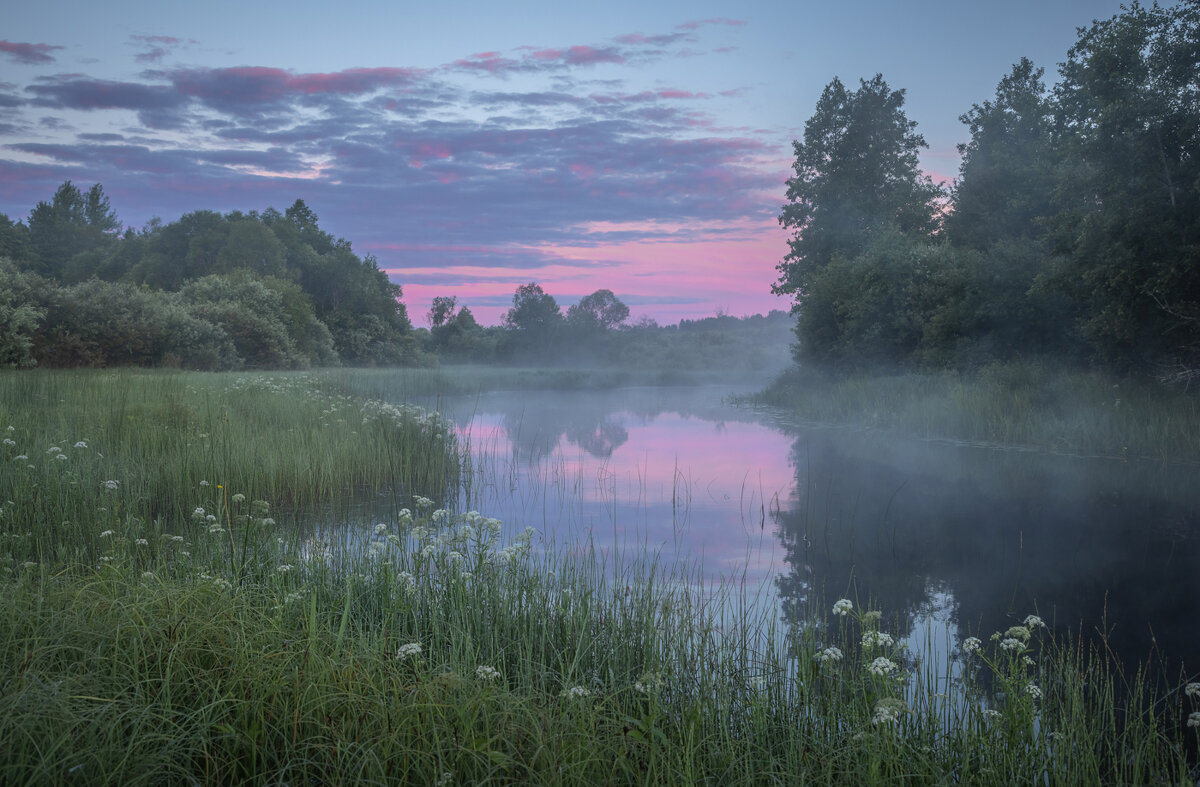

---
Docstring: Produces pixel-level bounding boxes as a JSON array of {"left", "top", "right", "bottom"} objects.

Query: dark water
[{"left": 417, "top": 384, "right": 1200, "bottom": 677}]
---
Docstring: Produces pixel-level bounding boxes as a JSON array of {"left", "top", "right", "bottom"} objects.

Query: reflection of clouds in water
[{"left": 441, "top": 385, "right": 795, "bottom": 597}]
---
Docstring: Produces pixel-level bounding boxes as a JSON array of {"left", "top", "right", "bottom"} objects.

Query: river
[{"left": 404, "top": 382, "right": 1200, "bottom": 678}]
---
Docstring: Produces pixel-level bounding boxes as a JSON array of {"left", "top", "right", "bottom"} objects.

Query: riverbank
[
  {"left": 0, "top": 369, "right": 1196, "bottom": 783},
  {"left": 751, "top": 361, "right": 1200, "bottom": 463}
]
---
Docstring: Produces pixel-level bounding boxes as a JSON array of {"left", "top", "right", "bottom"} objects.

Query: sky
[{"left": 0, "top": 0, "right": 1148, "bottom": 326}]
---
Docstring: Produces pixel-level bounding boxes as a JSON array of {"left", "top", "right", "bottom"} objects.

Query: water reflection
[
  {"left": 773, "top": 428, "right": 1200, "bottom": 676},
  {"left": 415, "top": 384, "right": 1199, "bottom": 677}
]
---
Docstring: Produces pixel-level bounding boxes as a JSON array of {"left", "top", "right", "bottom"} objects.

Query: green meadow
[{"left": 0, "top": 369, "right": 1197, "bottom": 784}]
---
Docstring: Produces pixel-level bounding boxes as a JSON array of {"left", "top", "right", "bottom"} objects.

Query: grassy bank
[
  {"left": 1, "top": 369, "right": 1197, "bottom": 783},
  {"left": 752, "top": 362, "right": 1200, "bottom": 463}
]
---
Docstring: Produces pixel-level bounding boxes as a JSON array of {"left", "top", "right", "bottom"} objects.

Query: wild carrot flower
[
  {"left": 1005, "top": 625, "right": 1032, "bottom": 642},
  {"left": 1025, "top": 683, "right": 1042, "bottom": 699},
  {"left": 1000, "top": 638, "right": 1024, "bottom": 652},
  {"left": 561, "top": 686, "right": 591, "bottom": 699},
  {"left": 374, "top": 523, "right": 388, "bottom": 536},
  {"left": 1184, "top": 682, "right": 1200, "bottom": 698},
  {"left": 396, "top": 642, "right": 422, "bottom": 659},
  {"left": 832, "top": 598, "right": 853, "bottom": 616},
  {"left": 1, "top": 438, "right": 14, "bottom": 446},
  {"left": 199, "top": 480, "right": 210, "bottom": 487},
  {"left": 73, "top": 441, "right": 87, "bottom": 449},
  {"left": 817, "top": 647, "right": 844, "bottom": 664},
  {"left": 47, "top": 446, "right": 61, "bottom": 454},
  {"left": 963, "top": 637, "right": 982, "bottom": 654},
  {"left": 1024, "top": 615, "right": 1045, "bottom": 628},
  {"left": 231, "top": 493, "right": 246, "bottom": 504},
  {"left": 1189, "top": 712, "right": 1200, "bottom": 728},
  {"left": 635, "top": 672, "right": 664, "bottom": 694},
  {"left": 55, "top": 454, "right": 68, "bottom": 461},
  {"left": 862, "top": 631, "right": 895, "bottom": 648},
  {"left": 872, "top": 698, "right": 905, "bottom": 725},
  {"left": 476, "top": 666, "right": 501, "bottom": 680},
  {"left": 103, "top": 480, "right": 119, "bottom": 490},
  {"left": 192, "top": 507, "right": 206, "bottom": 519},
  {"left": 135, "top": 538, "right": 148, "bottom": 546},
  {"left": 869, "top": 657, "right": 899, "bottom": 676},
  {"left": 14, "top": 455, "right": 27, "bottom": 461},
  {"left": 99, "top": 530, "right": 114, "bottom": 538}
]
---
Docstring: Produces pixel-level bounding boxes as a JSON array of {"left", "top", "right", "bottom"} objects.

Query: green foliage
[
  {"left": 0, "top": 259, "right": 45, "bottom": 368},
  {"left": 502, "top": 282, "right": 563, "bottom": 357},
  {"left": 1050, "top": 0, "right": 1200, "bottom": 372},
  {"left": 774, "top": 74, "right": 942, "bottom": 305},
  {"left": 26, "top": 182, "right": 121, "bottom": 280},
  {"left": 566, "top": 288, "right": 630, "bottom": 332}
]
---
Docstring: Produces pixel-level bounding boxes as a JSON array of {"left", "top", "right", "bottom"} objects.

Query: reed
[{"left": 0, "top": 368, "right": 1195, "bottom": 784}]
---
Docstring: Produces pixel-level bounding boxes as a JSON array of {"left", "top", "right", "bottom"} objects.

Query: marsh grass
[
  {"left": 0, "top": 368, "right": 1196, "bottom": 784},
  {"left": 752, "top": 361, "right": 1200, "bottom": 462}
]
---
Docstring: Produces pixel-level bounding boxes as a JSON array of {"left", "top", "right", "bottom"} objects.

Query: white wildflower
[
  {"left": 832, "top": 598, "right": 853, "bottom": 616},
  {"left": 141, "top": 571, "right": 155, "bottom": 580},
  {"left": 14, "top": 455, "right": 27, "bottom": 461},
  {"left": 192, "top": 507, "right": 206, "bottom": 519},
  {"left": 475, "top": 665, "right": 501, "bottom": 680},
  {"left": 231, "top": 493, "right": 246, "bottom": 504},
  {"left": 1005, "top": 625, "right": 1032, "bottom": 642},
  {"left": 817, "top": 646, "right": 844, "bottom": 664},
  {"left": 1025, "top": 683, "right": 1042, "bottom": 700},
  {"left": 99, "top": 530, "right": 114, "bottom": 538},
  {"left": 103, "top": 480, "right": 119, "bottom": 490},
  {"left": 1184, "top": 682, "right": 1199, "bottom": 699},
  {"left": 47, "top": 446, "right": 61, "bottom": 454},
  {"left": 868, "top": 657, "right": 898, "bottom": 676},
  {"left": 208, "top": 522, "right": 224, "bottom": 534},
  {"left": 277, "top": 564, "right": 294, "bottom": 573},
  {"left": 962, "top": 637, "right": 982, "bottom": 654},
  {"left": 199, "top": 480, "right": 209, "bottom": 487},
  {"left": 135, "top": 538, "right": 148, "bottom": 546},
  {"left": 395, "top": 571, "right": 416, "bottom": 592},
  {"left": 55, "top": 454, "right": 68, "bottom": 461},
  {"left": 396, "top": 642, "right": 422, "bottom": 660},
  {"left": 1024, "top": 615, "right": 1045, "bottom": 629},
  {"left": 374, "top": 523, "right": 388, "bottom": 536},
  {"left": 1189, "top": 712, "right": 1200, "bottom": 728},
  {"left": 872, "top": 698, "right": 905, "bottom": 725},
  {"left": 560, "top": 686, "right": 591, "bottom": 699},
  {"left": 2, "top": 438, "right": 14, "bottom": 446},
  {"left": 983, "top": 708, "right": 1002, "bottom": 720},
  {"left": 73, "top": 441, "right": 87, "bottom": 449},
  {"left": 861, "top": 631, "right": 894, "bottom": 648},
  {"left": 205, "top": 514, "right": 217, "bottom": 523},
  {"left": 1000, "top": 638, "right": 1024, "bottom": 652}
]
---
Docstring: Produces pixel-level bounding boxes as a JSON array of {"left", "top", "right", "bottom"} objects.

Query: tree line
[
  {"left": 775, "top": 1, "right": 1199, "bottom": 382},
  {"left": 0, "top": 189, "right": 417, "bottom": 368}
]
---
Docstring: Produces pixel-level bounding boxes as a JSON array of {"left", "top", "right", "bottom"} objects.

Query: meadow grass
[
  {"left": 0, "top": 368, "right": 1197, "bottom": 784},
  {"left": 752, "top": 361, "right": 1200, "bottom": 463}
]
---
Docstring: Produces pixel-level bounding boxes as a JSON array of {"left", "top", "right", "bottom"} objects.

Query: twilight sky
[{"left": 0, "top": 0, "right": 1145, "bottom": 325}]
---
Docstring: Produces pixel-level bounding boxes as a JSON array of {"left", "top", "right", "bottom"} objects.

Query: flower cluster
[
  {"left": 832, "top": 598, "right": 853, "bottom": 616},
  {"left": 396, "top": 642, "right": 422, "bottom": 660}
]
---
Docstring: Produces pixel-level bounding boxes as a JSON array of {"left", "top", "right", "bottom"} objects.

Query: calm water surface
[{"left": 406, "top": 383, "right": 1200, "bottom": 675}]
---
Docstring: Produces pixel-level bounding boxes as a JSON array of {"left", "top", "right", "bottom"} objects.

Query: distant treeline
[
  {"left": 775, "top": 2, "right": 1199, "bottom": 383},
  {"left": 0, "top": 191, "right": 416, "bottom": 369},
  {"left": 0, "top": 188, "right": 793, "bottom": 371},
  {"left": 417, "top": 283, "right": 794, "bottom": 372}
]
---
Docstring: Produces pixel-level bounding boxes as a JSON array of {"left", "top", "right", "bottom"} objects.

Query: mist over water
[{"left": 406, "top": 382, "right": 1200, "bottom": 677}]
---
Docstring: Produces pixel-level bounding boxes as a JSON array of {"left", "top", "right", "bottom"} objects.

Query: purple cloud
[{"left": 0, "top": 41, "right": 63, "bottom": 65}]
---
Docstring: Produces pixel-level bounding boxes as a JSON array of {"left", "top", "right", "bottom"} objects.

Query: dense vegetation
[
  {"left": 775, "top": 2, "right": 1200, "bottom": 382},
  {"left": 1, "top": 369, "right": 1196, "bottom": 784},
  {"left": 0, "top": 193, "right": 419, "bottom": 369}
]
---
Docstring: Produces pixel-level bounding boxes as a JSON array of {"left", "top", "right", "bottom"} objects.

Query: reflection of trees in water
[
  {"left": 463, "top": 386, "right": 762, "bottom": 464},
  {"left": 773, "top": 432, "right": 1200, "bottom": 676}
]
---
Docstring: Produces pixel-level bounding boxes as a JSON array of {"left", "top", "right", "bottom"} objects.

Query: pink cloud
[{"left": 0, "top": 40, "right": 63, "bottom": 65}]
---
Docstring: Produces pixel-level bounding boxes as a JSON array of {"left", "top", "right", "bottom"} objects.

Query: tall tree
[
  {"left": 774, "top": 75, "right": 942, "bottom": 366},
  {"left": 503, "top": 282, "right": 563, "bottom": 355},
  {"left": 566, "top": 289, "right": 630, "bottom": 331},
  {"left": 947, "top": 58, "right": 1057, "bottom": 251},
  {"left": 26, "top": 182, "right": 121, "bottom": 280},
  {"left": 774, "top": 74, "right": 942, "bottom": 305},
  {"left": 1051, "top": 0, "right": 1200, "bottom": 373}
]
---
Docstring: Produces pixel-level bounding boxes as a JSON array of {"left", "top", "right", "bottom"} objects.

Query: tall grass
[
  {"left": 0, "top": 368, "right": 1196, "bottom": 783},
  {"left": 752, "top": 361, "right": 1200, "bottom": 462},
  {"left": 0, "top": 369, "right": 458, "bottom": 567}
]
